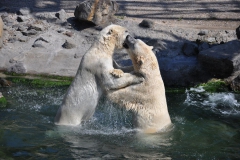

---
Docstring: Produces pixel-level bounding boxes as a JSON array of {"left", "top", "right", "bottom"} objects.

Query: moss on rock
[
  {"left": 0, "top": 96, "right": 7, "bottom": 108},
  {"left": 7, "top": 77, "right": 72, "bottom": 88},
  {"left": 198, "top": 79, "right": 229, "bottom": 92}
]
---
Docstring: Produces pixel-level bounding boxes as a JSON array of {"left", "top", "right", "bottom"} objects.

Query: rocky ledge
[{"left": 0, "top": 3, "right": 239, "bottom": 90}]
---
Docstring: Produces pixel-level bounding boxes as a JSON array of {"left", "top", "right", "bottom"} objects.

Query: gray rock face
[
  {"left": 182, "top": 42, "right": 198, "bottom": 56},
  {"left": 198, "top": 40, "right": 240, "bottom": 78},
  {"left": 74, "top": 0, "right": 119, "bottom": 26}
]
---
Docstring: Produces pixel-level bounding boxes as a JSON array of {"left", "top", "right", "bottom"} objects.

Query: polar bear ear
[{"left": 149, "top": 46, "right": 153, "bottom": 50}]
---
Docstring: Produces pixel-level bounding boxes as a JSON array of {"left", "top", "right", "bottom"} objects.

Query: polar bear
[
  {"left": 108, "top": 35, "right": 172, "bottom": 133},
  {"left": 0, "top": 17, "right": 3, "bottom": 48},
  {"left": 54, "top": 25, "right": 143, "bottom": 126}
]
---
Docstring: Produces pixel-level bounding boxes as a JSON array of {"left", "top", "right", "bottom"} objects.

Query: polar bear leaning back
[
  {"left": 108, "top": 35, "right": 172, "bottom": 133},
  {"left": 54, "top": 25, "right": 143, "bottom": 126}
]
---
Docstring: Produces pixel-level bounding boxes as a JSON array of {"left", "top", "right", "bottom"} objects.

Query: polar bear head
[
  {"left": 99, "top": 24, "right": 130, "bottom": 50},
  {"left": 124, "top": 35, "right": 160, "bottom": 77}
]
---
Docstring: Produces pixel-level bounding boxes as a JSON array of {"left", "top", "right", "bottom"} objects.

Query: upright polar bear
[
  {"left": 55, "top": 25, "right": 143, "bottom": 126},
  {"left": 108, "top": 36, "right": 172, "bottom": 133}
]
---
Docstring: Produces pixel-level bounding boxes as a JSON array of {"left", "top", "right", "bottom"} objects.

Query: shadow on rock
[{"left": 67, "top": 17, "right": 96, "bottom": 31}]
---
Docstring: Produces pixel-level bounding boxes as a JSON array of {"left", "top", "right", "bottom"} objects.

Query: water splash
[{"left": 185, "top": 87, "right": 240, "bottom": 115}]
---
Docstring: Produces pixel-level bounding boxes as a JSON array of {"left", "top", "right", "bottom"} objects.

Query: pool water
[{"left": 0, "top": 85, "right": 240, "bottom": 159}]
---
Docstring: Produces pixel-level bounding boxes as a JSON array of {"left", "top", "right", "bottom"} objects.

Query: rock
[
  {"left": 74, "top": 0, "right": 119, "bottom": 26},
  {"left": 8, "top": 62, "right": 26, "bottom": 74},
  {"left": 139, "top": 19, "right": 155, "bottom": 28},
  {"left": 198, "top": 30, "right": 209, "bottom": 36},
  {"left": 198, "top": 40, "right": 240, "bottom": 78},
  {"left": 17, "top": 16, "right": 30, "bottom": 22},
  {"left": 17, "top": 7, "right": 31, "bottom": 16},
  {"left": 18, "top": 36, "right": 28, "bottom": 42},
  {"left": 32, "top": 37, "right": 49, "bottom": 48},
  {"left": 17, "top": 25, "right": 28, "bottom": 32},
  {"left": 8, "top": 37, "right": 17, "bottom": 43},
  {"left": 0, "top": 78, "right": 12, "bottom": 87},
  {"left": 182, "top": 42, "right": 198, "bottom": 56},
  {"left": 64, "top": 31, "right": 74, "bottom": 37},
  {"left": 215, "top": 31, "right": 228, "bottom": 43},
  {"left": 0, "top": 17, "right": 3, "bottom": 48},
  {"left": 225, "top": 71, "right": 240, "bottom": 91},
  {"left": 236, "top": 25, "right": 240, "bottom": 39},
  {"left": 22, "top": 29, "right": 38, "bottom": 36},
  {"left": 198, "top": 42, "right": 210, "bottom": 51},
  {"left": 158, "top": 55, "right": 210, "bottom": 86},
  {"left": 55, "top": 9, "right": 68, "bottom": 21},
  {"left": 28, "top": 24, "right": 45, "bottom": 31},
  {"left": 206, "top": 37, "right": 216, "bottom": 43},
  {"left": 35, "top": 12, "right": 58, "bottom": 23},
  {"left": 62, "top": 40, "right": 76, "bottom": 49}
]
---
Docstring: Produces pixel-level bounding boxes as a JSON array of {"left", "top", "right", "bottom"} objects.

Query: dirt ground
[{"left": 0, "top": 0, "right": 239, "bottom": 30}]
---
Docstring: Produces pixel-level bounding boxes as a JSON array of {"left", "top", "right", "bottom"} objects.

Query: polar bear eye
[{"left": 107, "top": 29, "right": 113, "bottom": 35}]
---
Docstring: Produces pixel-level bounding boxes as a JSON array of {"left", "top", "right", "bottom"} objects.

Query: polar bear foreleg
[
  {"left": 113, "top": 60, "right": 134, "bottom": 73},
  {"left": 102, "top": 72, "right": 143, "bottom": 90}
]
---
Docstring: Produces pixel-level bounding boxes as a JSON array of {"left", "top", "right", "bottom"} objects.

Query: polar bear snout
[{"left": 123, "top": 35, "right": 136, "bottom": 49}]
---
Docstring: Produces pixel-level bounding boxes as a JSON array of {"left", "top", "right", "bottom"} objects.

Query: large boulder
[
  {"left": 0, "top": 17, "right": 3, "bottom": 48},
  {"left": 74, "top": 0, "right": 118, "bottom": 26},
  {"left": 198, "top": 40, "right": 240, "bottom": 78}
]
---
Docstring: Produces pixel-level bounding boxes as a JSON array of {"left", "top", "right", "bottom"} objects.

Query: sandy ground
[{"left": 0, "top": 0, "right": 239, "bottom": 30}]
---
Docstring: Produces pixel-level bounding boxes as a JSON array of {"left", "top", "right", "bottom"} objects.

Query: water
[{"left": 0, "top": 84, "right": 240, "bottom": 159}]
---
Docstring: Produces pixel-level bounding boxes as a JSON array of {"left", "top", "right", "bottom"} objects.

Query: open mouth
[
  {"left": 123, "top": 35, "right": 130, "bottom": 49},
  {"left": 123, "top": 42, "right": 129, "bottom": 49}
]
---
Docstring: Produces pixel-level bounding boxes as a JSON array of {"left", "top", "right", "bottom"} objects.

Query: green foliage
[
  {"left": 198, "top": 79, "right": 228, "bottom": 92},
  {"left": 0, "top": 97, "right": 7, "bottom": 108}
]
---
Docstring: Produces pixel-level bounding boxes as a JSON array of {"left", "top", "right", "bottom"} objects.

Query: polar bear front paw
[{"left": 110, "top": 69, "right": 124, "bottom": 78}]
